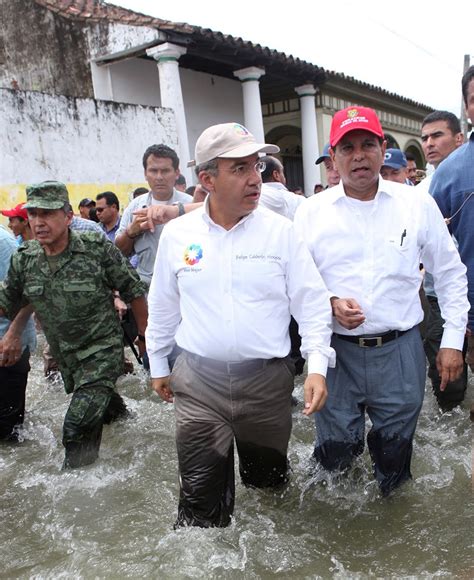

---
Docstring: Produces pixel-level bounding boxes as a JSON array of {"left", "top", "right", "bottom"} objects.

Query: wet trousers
[
  {"left": 0, "top": 348, "right": 30, "bottom": 441},
  {"left": 171, "top": 351, "right": 294, "bottom": 528},
  {"left": 423, "top": 296, "right": 468, "bottom": 410},
  {"left": 314, "top": 327, "right": 425, "bottom": 496}
]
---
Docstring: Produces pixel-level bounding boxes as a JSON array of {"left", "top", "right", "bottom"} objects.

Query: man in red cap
[
  {"left": 295, "top": 106, "right": 469, "bottom": 496},
  {"left": 1, "top": 203, "right": 33, "bottom": 244}
]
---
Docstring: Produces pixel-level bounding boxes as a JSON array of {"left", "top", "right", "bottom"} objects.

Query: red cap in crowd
[
  {"left": 1, "top": 203, "right": 28, "bottom": 220},
  {"left": 330, "top": 106, "right": 384, "bottom": 147}
]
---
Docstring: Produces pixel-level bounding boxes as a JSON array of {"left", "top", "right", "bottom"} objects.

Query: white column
[
  {"left": 295, "top": 84, "right": 320, "bottom": 196},
  {"left": 233, "top": 67, "right": 265, "bottom": 142},
  {"left": 146, "top": 43, "right": 192, "bottom": 182}
]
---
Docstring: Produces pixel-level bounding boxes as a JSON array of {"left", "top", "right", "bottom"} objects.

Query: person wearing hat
[
  {"left": 1, "top": 203, "right": 33, "bottom": 244},
  {"left": 315, "top": 142, "right": 340, "bottom": 188},
  {"left": 380, "top": 148, "right": 412, "bottom": 185},
  {"left": 146, "top": 122, "right": 334, "bottom": 528},
  {"left": 0, "top": 181, "right": 148, "bottom": 469},
  {"left": 78, "top": 198, "right": 96, "bottom": 220},
  {"left": 294, "top": 106, "right": 468, "bottom": 496}
]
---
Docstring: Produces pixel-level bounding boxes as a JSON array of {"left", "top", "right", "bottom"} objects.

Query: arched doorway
[
  {"left": 404, "top": 139, "right": 425, "bottom": 169},
  {"left": 265, "top": 125, "right": 303, "bottom": 191},
  {"left": 384, "top": 133, "right": 400, "bottom": 149}
]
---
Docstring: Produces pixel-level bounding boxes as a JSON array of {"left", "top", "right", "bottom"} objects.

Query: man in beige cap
[{"left": 146, "top": 122, "right": 334, "bottom": 528}]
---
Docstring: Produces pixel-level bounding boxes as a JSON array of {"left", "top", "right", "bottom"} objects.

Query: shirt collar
[
  {"left": 263, "top": 182, "right": 288, "bottom": 192},
  {"left": 201, "top": 195, "right": 255, "bottom": 231},
  {"left": 328, "top": 176, "right": 394, "bottom": 204}
]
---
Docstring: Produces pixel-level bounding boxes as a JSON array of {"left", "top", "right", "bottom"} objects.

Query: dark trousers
[
  {"left": 423, "top": 295, "right": 468, "bottom": 410},
  {"left": 0, "top": 348, "right": 30, "bottom": 441},
  {"left": 171, "top": 352, "right": 295, "bottom": 528}
]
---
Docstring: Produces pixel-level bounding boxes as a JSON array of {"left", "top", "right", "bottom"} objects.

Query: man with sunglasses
[{"left": 146, "top": 122, "right": 334, "bottom": 528}]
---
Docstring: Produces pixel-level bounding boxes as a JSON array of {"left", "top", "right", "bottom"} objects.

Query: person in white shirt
[
  {"left": 146, "top": 122, "right": 334, "bottom": 528},
  {"left": 294, "top": 106, "right": 468, "bottom": 496},
  {"left": 259, "top": 155, "right": 303, "bottom": 220}
]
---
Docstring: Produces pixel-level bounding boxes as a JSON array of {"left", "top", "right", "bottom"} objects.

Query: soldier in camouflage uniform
[{"left": 0, "top": 182, "right": 148, "bottom": 469}]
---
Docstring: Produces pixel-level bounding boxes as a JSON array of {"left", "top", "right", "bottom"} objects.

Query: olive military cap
[{"left": 24, "top": 181, "right": 70, "bottom": 210}]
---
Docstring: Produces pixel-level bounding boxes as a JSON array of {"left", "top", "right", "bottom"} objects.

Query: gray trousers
[
  {"left": 314, "top": 327, "right": 425, "bottom": 496},
  {"left": 171, "top": 351, "right": 295, "bottom": 528}
]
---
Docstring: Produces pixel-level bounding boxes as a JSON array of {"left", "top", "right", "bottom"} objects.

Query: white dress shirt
[
  {"left": 294, "top": 178, "right": 468, "bottom": 350},
  {"left": 259, "top": 182, "right": 304, "bottom": 221},
  {"left": 146, "top": 200, "right": 335, "bottom": 378}
]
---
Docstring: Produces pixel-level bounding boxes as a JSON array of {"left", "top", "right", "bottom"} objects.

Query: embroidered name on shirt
[{"left": 235, "top": 254, "right": 281, "bottom": 261}]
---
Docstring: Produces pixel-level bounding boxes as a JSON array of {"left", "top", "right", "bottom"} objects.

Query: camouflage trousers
[
  {"left": 56, "top": 342, "right": 126, "bottom": 469},
  {"left": 62, "top": 386, "right": 127, "bottom": 469}
]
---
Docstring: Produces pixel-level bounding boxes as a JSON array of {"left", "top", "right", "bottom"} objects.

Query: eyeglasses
[{"left": 230, "top": 160, "right": 266, "bottom": 177}]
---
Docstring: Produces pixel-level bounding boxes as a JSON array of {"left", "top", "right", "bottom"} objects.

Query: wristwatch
[{"left": 177, "top": 202, "right": 185, "bottom": 217}]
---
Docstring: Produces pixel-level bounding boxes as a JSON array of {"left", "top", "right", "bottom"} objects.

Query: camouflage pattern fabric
[{"left": 0, "top": 230, "right": 146, "bottom": 394}]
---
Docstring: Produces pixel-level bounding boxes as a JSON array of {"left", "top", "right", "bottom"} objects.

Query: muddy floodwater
[{"left": 1, "top": 335, "right": 473, "bottom": 579}]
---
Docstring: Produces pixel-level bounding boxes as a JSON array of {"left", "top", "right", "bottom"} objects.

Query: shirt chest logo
[{"left": 183, "top": 244, "right": 203, "bottom": 266}]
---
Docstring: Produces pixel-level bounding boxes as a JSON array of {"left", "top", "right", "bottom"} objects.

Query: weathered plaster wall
[
  {"left": 93, "top": 58, "right": 245, "bottom": 159},
  {"left": 0, "top": 0, "right": 93, "bottom": 97},
  {"left": 0, "top": 88, "right": 177, "bottom": 214}
]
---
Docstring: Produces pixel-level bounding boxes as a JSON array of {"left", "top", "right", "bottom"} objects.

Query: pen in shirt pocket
[{"left": 400, "top": 229, "right": 407, "bottom": 246}]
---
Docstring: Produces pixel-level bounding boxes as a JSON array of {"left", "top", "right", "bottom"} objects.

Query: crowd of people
[{"left": 0, "top": 66, "right": 472, "bottom": 529}]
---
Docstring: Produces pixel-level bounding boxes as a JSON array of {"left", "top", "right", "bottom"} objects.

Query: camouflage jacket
[{"left": 0, "top": 231, "right": 146, "bottom": 364}]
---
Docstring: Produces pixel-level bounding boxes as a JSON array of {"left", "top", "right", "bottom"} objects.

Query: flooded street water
[{"left": 1, "top": 335, "right": 473, "bottom": 579}]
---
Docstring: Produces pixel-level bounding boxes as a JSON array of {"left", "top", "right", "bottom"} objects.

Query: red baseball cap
[
  {"left": 1, "top": 203, "right": 28, "bottom": 220},
  {"left": 330, "top": 106, "right": 384, "bottom": 147}
]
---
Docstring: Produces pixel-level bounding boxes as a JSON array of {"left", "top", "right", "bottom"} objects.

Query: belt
[
  {"left": 335, "top": 329, "right": 409, "bottom": 348},
  {"left": 183, "top": 351, "right": 278, "bottom": 376}
]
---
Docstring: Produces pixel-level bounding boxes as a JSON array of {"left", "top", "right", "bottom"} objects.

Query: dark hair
[
  {"left": 195, "top": 159, "right": 219, "bottom": 177},
  {"left": 143, "top": 144, "right": 179, "bottom": 170},
  {"left": 462, "top": 65, "right": 474, "bottom": 107},
  {"left": 175, "top": 174, "right": 186, "bottom": 186},
  {"left": 405, "top": 152, "right": 416, "bottom": 162},
  {"left": 88, "top": 207, "right": 100, "bottom": 222},
  {"left": 185, "top": 185, "right": 196, "bottom": 196},
  {"left": 96, "top": 191, "right": 119, "bottom": 211},
  {"left": 132, "top": 187, "right": 148, "bottom": 199},
  {"left": 421, "top": 111, "right": 461, "bottom": 134},
  {"left": 261, "top": 156, "right": 283, "bottom": 183}
]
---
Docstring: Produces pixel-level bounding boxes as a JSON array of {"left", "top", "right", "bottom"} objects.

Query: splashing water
[{"left": 1, "top": 336, "right": 473, "bottom": 578}]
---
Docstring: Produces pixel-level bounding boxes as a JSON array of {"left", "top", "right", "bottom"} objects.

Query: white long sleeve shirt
[
  {"left": 294, "top": 178, "right": 468, "bottom": 350},
  {"left": 146, "top": 201, "right": 335, "bottom": 378},
  {"left": 259, "top": 182, "right": 304, "bottom": 221}
]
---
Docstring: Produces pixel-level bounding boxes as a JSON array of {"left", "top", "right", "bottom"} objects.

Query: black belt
[
  {"left": 183, "top": 351, "right": 278, "bottom": 376},
  {"left": 335, "top": 329, "right": 409, "bottom": 348}
]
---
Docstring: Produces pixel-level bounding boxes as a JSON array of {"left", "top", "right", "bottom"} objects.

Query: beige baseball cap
[{"left": 188, "top": 122, "right": 279, "bottom": 167}]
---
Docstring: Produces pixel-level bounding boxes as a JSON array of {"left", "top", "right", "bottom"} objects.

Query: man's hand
[
  {"left": 331, "top": 297, "right": 366, "bottom": 330},
  {"left": 303, "top": 373, "right": 327, "bottom": 415},
  {"left": 133, "top": 205, "right": 179, "bottom": 233},
  {"left": 0, "top": 329, "right": 22, "bottom": 367},
  {"left": 114, "top": 296, "right": 128, "bottom": 320},
  {"left": 151, "top": 376, "right": 174, "bottom": 403},
  {"left": 125, "top": 212, "right": 152, "bottom": 239},
  {"left": 436, "top": 348, "right": 464, "bottom": 390}
]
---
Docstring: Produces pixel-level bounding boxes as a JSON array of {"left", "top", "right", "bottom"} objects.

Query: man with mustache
[{"left": 0, "top": 181, "right": 147, "bottom": 469}]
